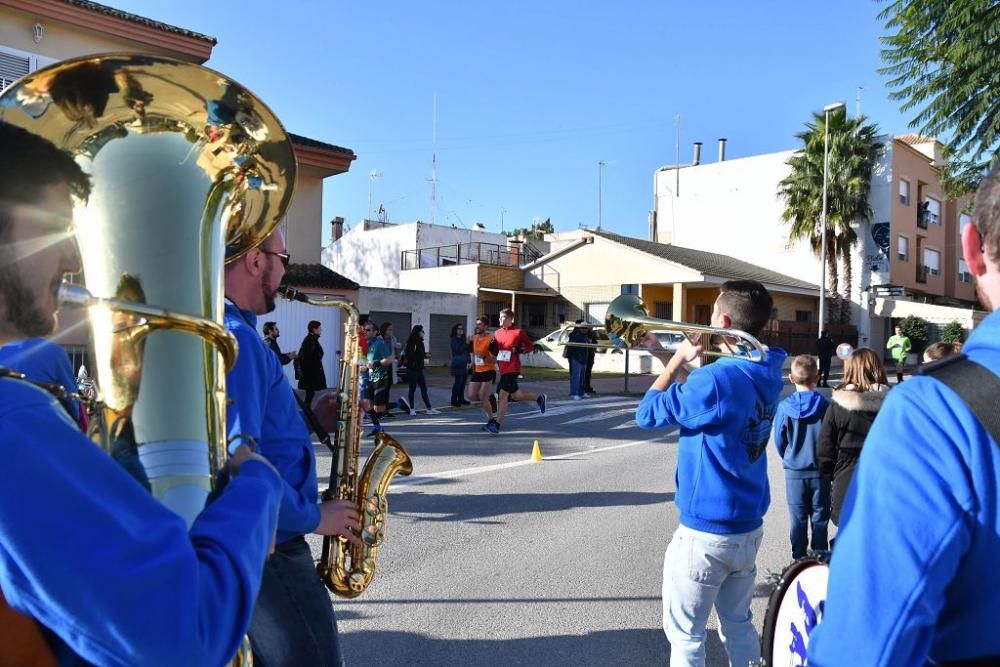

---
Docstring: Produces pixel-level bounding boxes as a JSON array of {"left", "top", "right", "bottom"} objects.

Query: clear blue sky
[{"left": 111, "top": 1, "right": 913, "bottom": 245}]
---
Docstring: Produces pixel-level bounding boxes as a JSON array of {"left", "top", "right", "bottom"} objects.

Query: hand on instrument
[
  {"left": 315, "top": 499, "right": 363, "bottom": 545},
  {"left": 671, "top": 337, "right": 704, "bottom": 366},
  {"left": 227, "top": 443, "right": 279, "bottom": 480},
  {"left": 641, "top": 331, "right": 664, "bottom": 350},
  {"left": 313, "top": 393, "right": 341, "bottom": 433},
  {"left": 288, "top": 350, "right": 298, "bottom": 359}
]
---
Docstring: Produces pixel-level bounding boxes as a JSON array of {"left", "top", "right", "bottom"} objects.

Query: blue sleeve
[
  {"left": 772, "top": 402, "right": 788, "bottom": 456},
  {"left": 636, "top": 368, "right": 720, "bottom": 430},
  {"left": 227, "top": 327, "right": 321, "bottom": 537},
  {"left": 808, "top": 386, "right": 974, "bottom": 666},
  {"left": 0, "top": 399, "right": 281, "bottom": 667}
]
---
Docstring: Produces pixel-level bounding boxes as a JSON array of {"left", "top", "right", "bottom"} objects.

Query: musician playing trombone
[
  {"left": 635, "top": 280, "right": 787, "bottom": 667},
  {"left": 223, "top": 228, "right": 363, "bottom": 667},
  {"left": 0, "top": 121, "right": 284, "bottom": 666}
]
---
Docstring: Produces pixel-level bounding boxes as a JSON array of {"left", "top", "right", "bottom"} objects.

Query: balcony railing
[
  {"left": 917, "top": 210, "right": 928, "bottom": 229},
  {"left": 916, "top": 264, "right": 928, "bottom": 283},
  {"left": 401, "top": 241, "right": 543, "bottom": 270}
]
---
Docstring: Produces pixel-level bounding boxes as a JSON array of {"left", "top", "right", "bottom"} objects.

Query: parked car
[{"left": 533, "top": 326, "right": 688, "bottom": 355}]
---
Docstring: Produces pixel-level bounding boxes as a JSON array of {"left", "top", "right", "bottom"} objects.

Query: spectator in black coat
[
  {"left": 297, "top": 320, "right": 327, "bottom": 409},
  {"left": 816, "top": 330, "right": 834, "bottom": 388}
]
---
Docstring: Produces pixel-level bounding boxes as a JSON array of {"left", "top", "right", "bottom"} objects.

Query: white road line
[
  {"left": 513, "top": 398, "right": 635, "bottom": 420},
  {"left": 563, "top": 407, "right": 636, "bottom": 425},
  {"left": 392, "top": 437, "right": 657, "bottom": 488}
]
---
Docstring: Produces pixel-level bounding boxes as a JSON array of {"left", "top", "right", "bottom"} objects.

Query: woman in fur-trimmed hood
[{"left": 817, "top": 347, "right": 891, "bottom": 526}]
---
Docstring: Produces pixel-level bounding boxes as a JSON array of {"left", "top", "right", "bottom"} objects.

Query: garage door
[
  {"left": 429, "top": 313, "right": 467, "bottom": 367},
  {"left": 368, "top": 311, "right": 412, "bottom": 344}
]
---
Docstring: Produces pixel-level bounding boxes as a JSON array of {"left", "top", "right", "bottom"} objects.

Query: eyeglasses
[{"left": 261, "top": 250, "right": 291, "bottom": 267}]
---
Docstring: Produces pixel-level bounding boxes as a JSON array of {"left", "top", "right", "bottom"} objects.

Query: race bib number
[
  {"left": 496, "top": 350, "right": 512, "bottom": 362},
  {"left": 474, "top": 355, "right": 485, "bottom": 365}
]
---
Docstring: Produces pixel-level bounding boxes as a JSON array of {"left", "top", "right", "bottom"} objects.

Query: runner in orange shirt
[{"left": 467, "top": 316, "right": 500, "bottom": 431}]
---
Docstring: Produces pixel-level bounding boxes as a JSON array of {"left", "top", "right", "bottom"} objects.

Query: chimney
[
  {"left": 692, "top": 142, "right": 702, "bottom": 166},
  {"left": 330, "top": 216, "right": 345, "bottom": 242},
  {"left": 718, "top": 138, "right": 727, "bottom": 162}
]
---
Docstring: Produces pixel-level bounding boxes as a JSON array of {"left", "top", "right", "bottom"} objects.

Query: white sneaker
[
  {"left": 571, "top": 395, "right": 583, "bottom": 400},
  {"left": 425, "top": 408, "right": 441, "bottom": 415},
  {"left": 409, "top": 409, "right": 417, "bottom": 416}
]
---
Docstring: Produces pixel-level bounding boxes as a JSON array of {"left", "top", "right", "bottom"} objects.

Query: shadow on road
[
  {"left": 342, "top": 627, "right": 732, "bottom": 666},
  {"left": 390, "top": 490, "right": 674, "bottom": 523}
]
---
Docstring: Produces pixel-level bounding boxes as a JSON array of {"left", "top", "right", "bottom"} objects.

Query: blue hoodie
[
  {"left": 809, "top": 308, "right": 1000, "bottom": 666},
  {"left": 772, "top": 390, "right": 829, "bottom": 478},
  {"left": 0, "top": 338, "right": 82, "bottom": 422},
  {"left": 225, "top": 301, "right": 322, "bottom": 543},
  {"left": 636, "top": 348, "right": 788, "bottom": 534}
]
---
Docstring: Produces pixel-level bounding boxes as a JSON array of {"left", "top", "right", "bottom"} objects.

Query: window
[
  {"left": 923, "top": 197, "right": 942, "bottom": 225},
  {"left": 526, "top": 302, "right": 545, "bottom": 327},
  {"left": 0, "top": 45, "right": 56, "bottom": 93},
  {"left": 654, "top": 302, "right": 673, "bottom": 320},
  {"left": 959, "top": 259, "right": 972, "bottom": 283},
  {"left": 923, "top": 248, "right": 941, "bottom": 276},
  {"left": 620, "top": 284, "right": 639, "bottom": 295},
  {"left": 482, "top": 301, "right": 501, "bottom": 328},
  {"left": 897, "top": 235, "right": 909, "bottom": 262},
  {"left": 795, "top": 310, "right": 812, "bottom": 323},
  {"left": 899, "top": 179, "right": 910, "bottom": 206},
  {"left": 554, "top": 301, "right": 567, "bottom": 325}
]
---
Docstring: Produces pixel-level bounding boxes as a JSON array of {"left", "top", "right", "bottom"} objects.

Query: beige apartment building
[{"left": 652, "top": 134, "right": 984, "bottom": 354}]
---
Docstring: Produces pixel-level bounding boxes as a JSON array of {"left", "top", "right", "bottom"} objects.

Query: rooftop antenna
[
  {"left": 430, "top": 92, "right": 438, "bottom": 226},
  {"left": 675, "top": 114, "right": 680, "bottom": 196},
  {"left": 856, "top": 86, "right": 863, "bottom": 117}
]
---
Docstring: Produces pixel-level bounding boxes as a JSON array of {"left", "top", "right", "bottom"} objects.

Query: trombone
[{"left": 557, "top": 294, "right": 768, "bottom": 362}]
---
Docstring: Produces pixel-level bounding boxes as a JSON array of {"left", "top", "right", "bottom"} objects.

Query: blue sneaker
[
  {"left": 365, "top": 424, "right": 383, "bottom": 438},
  {"left": 536, "top": 393, "right": 547, "bottom": 414},
  {"left": 486, "top": 419, "right": 500, "bottom": 434}
]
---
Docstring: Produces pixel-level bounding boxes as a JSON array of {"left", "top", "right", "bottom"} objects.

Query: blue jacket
[
  {"left": 809, "top": 309, "right": 1000, "bottom": 666},
  {"left": 566, "top": 329, "right": 590, "bottom": 364},
  {"left": 225, "top": 301, "right": 321, "bottom": 543},
  {"left": 0, "top": 338, "right": 82, "bottom": 422},
  {"left": 772, "top": 389, "right": 828, "bottom": 478},
  {"left": 0, "top": 377, "right": 281, "bottom": 667},
  {"left": 636, "top": 348, "right": 787, "bottom": 534}
]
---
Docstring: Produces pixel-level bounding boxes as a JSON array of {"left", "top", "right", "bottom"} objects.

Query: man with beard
[
  {"left": 263, "top": 320, "right": 296, "bottom": 366},
  {"left": 0, "top": 121, "right": 283, "bottom": 665},
  {"left": 223, "top": 228, "right": 362, "bottom": 666},
  {"left": 809, "top": 165, "right": 1000, "bottom": 665}
]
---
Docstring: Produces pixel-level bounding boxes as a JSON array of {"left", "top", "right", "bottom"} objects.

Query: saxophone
[{"left": 279, "top": 286, "right": 413, "bottom": 598}]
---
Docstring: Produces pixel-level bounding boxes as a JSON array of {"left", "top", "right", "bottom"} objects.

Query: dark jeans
[
  {"left": 819, "top": 358, "right": 831, "bottom": 386},
  {"left": 408, "top": 367, "right": 432, "bottom": 408},
  {"left": 584, "top": 358, "right": 595, "bottom": 391},
  {"left": 785, "top": 475, "right": 831, "bottom": 559},
  {"left": 249, "top": 537, "right": 344, "bottom": 667},
  {"left": 450, "top": 368, "right": 468, "bottom": 404},
  {"left": 569, "top": 358, "right": 586, "bottom": 397}
]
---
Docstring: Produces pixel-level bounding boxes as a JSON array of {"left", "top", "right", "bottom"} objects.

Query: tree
[
  {"left": 779, "top": 109, "right": 882, "bottom": 324},
  {"left": 899, "top": 314, "right": 929, "bottom": 354},
  {"left": 879, "top": 0, "right": 1000, "bottom": 196},
  {"left": 940, "top": 320, "right": 966, "bottom": 344}
]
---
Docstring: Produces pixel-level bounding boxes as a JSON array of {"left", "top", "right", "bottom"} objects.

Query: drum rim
[{"left": 759, "top": 553, "right": 830, "bottom": 665}]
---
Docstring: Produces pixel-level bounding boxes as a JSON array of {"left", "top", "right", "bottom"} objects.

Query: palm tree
[{"left": 779, "top": 109, "right": 881, "bottom": 324}]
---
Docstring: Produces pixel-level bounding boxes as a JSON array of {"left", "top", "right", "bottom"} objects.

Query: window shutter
[{"left": 0, "top": 50, "right": 30, "bottom": 92}]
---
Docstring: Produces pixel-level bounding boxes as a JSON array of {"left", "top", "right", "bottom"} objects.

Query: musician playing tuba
[
  {"left": 223, "top": 229, "right": 362, "bottom": 666},
  {"left": 0, "top": 121, "right": 284, "bottom": 667}
]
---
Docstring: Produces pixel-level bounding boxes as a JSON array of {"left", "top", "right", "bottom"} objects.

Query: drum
[{"left": 760, "top": 553, "right": 830, "bottom": 666}]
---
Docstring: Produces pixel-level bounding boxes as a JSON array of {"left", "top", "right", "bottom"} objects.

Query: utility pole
[
  {"left": 598, "top": 160, "right": 612, "bottom": 230},
  {"left": 367, "top": 169, "right": 381, "bottom": 222},
  {"left": 430, "top": 92, "right": 437, "bottom": 225}
]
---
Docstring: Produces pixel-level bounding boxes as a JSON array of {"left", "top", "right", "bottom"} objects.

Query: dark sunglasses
[{"left": 261, "top": 250, "right": 291, "bottom": 267}]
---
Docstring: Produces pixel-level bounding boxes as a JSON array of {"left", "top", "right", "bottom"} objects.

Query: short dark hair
[
  {"left": 0, "top": 122, "right": 91, "bottom": 240},
  {"left": 499, "top": 308, "right": 514, "bottom": 319},
  {"left": 262, "top": 321, "right": 277, "bottom": 336},
  {"left": 716, "top": 280, "right": 772, "bottom": 337},
  {"left": 379, "top": 321, "right": 392, "bottom": 336},
  {"left": 974, "top": 161, "right": 1000, "bottom": 264},
  {"left": 308, "top": 320, "right": 321, "bottom": 333}
]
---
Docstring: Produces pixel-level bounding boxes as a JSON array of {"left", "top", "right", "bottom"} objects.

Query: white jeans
[{"left": 662, "top": 524, "right": 763, "bottom": 667}]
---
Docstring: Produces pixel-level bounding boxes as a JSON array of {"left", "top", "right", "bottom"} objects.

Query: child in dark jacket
[{"left": 773, "top": 354, "right": 830, "bottom": 559}]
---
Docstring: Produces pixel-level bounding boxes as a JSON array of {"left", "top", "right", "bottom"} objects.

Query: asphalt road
[{"left": 307, "top": 383, "right": 816, "bottom": 667}]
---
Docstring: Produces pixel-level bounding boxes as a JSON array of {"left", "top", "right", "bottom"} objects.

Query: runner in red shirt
[{"left": 492, "top": 308, "right": 546, "bottom": 433}]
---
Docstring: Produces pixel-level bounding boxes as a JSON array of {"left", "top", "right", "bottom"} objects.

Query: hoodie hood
[
  {"left": 723, "top": 346, "right": 789, "bottom": 401},
  {"left": 784, "top": 390, "right": 826, "bottom": 419},
  {"left": 832, "top": 384, "right": 890, "bottom": 412}
]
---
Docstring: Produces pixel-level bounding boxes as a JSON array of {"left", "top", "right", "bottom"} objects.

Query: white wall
[
  {"left": 283, "top": 168, "right": 324, "bottom": 265},
  {"left": 322, "top": 222, "right": 416, "bottom": 288},
  {"left": 266, "top": 298, "right": 343, "bottom": 390},
  {"left": 399, "top": 264, "right": 481, "bottom": 295},
  {"left": 416, "top": 224, "right": 508, "bottom": 249}
]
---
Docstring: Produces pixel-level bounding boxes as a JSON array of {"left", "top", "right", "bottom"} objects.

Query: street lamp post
[
  {"left": 367, "top": 169, "right": 381, "bottom": 222},
  {"left": 598, "top": 160, "right": 611, "bottom": 230},
  {"left": 819, "top": 102, "right": 845, "bottom": 338}
]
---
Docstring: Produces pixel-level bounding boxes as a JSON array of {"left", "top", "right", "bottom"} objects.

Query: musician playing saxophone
[
  {"left": 223, "top": 228, "right": 362, "bottom": 667},
  {"left": 0, "top": 121, "right": 284, "bottom": 666}
]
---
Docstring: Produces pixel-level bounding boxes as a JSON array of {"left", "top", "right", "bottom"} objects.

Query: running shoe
[
  {"left": 486, "top": 420, "right": 500, "bottom": 434},
  {"left": 396, "top": 397, "right": 412, "bottom": 413},
  {"left": 425, "top": 408, "right": 441, "bottom": 415},
  {"left": 536, "top": 393, "right": 547, "bottom": 414}
]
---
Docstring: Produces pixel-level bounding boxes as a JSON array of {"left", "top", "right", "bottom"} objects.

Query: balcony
[
  {"left": 916, "top": 264, "right": 928, "bottom": 283},
  {"left": 401, "top": 241, "right": 543, "bottom": 270}
]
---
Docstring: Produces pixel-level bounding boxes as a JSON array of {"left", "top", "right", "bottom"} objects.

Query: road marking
[
  {"left": 513, "top": 397, "right": 635, "bottom": 420},
  {"left": 563, "top": 407, "right": 636, "bottom": 425},
  {"left": 392, "top": 437, "right": 658, "bottom": 488}
]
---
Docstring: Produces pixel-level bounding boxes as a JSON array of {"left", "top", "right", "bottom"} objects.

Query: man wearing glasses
[{"left": 224, "top": 230, "right": 362, "bottom": 666}]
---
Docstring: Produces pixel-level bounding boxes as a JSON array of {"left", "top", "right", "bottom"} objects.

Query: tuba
[
  {"left": 0, "top": 53, "right": 296, "bottom": 664},
  {"left": 278, "top": 286, "right": 413, "bottom": 598}
]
